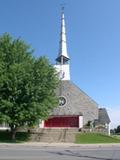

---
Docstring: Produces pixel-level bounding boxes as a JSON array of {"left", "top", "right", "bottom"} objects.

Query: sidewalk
[{"left": 0, "top": 142, "right": 120, "bottom": 148}]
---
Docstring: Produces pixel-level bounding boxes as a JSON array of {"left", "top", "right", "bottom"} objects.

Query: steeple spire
[
  {"left": 56, "top": 7, "right": 70, "bottom": 64},
  {"left": 54, "top": 8, "right": 70, "bottom": 81}
]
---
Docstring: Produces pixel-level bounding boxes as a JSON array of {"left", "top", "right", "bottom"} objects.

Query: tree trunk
[
  {"left": 10, "top": 125, "right": 17, "bottom": 141},
  {"left": 11, "top": 130, "right": 16, "bottom": 140}
]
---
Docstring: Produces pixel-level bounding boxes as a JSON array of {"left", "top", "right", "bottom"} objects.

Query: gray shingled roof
[{"left": 99, "top": 108, "right": 111, "bottom": 124}]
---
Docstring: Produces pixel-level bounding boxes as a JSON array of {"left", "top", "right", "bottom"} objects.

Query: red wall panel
[{"left": 44, "top": 116, "right": 79, "bottom": 127}]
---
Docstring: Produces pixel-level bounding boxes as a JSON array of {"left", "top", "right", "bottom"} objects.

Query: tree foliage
[
  {"left": 114, "top": 125, "right": 120, "bottom": 134},
  {"left": 110, "top": 125, "right": 120, "bottom": 135},
  {"left": 0, "top": 33, "right": 59, "bottom": 139}
]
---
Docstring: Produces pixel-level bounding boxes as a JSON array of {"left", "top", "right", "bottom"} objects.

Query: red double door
[{"left": 44, "top": 116, "right": 79, "bottom": 128}]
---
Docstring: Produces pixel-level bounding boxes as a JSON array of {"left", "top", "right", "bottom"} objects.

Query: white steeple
[
  {"left": 55, "top": 8, "right": 70, "bottom": 80},
  {"left": 56, "top": 8, "right": 70, "bottom": 64}
]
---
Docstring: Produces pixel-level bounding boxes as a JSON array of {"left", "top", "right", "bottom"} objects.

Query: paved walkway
[{"left": 0, "top": 142, "right": 120, "bottom": 148}]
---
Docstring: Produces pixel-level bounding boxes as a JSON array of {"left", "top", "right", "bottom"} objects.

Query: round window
[{"left": 59, "top": 96, "right": 66, "bottom": 106}]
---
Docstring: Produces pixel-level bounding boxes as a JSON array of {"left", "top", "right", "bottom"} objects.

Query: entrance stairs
[{"left": 30, "top": 128, "right": 78, "bottom": 143}]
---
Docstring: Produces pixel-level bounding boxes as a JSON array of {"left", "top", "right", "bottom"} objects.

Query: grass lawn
[
  {"left": 0, "top": 131, "right": 30, "bottom": 143},
  {"left": 112, "top": 135, "right": 120, "bottom": 139},
  {"left": 75, "top": 133, "right": 120, "bottom": 144}
]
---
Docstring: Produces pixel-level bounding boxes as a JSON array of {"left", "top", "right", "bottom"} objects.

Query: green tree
[
  {"left": 0, "top": 33, "right": 59, "bottom": 140},
  {"left": 114, "top": 125, "right": 120, "bottom": 134}
]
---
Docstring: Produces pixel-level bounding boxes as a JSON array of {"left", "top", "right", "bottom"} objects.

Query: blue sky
[{"left": 0, "top": 0, "right": 120, "bottom": 128}]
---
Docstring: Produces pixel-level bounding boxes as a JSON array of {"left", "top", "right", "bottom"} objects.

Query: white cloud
[{"left": 107, "top": 106, "right": 120, "bottom": 129}]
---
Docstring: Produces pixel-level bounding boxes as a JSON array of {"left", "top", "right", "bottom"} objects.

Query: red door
[{"left": 44, "top": 116, "right": 79, "bottom": 127}]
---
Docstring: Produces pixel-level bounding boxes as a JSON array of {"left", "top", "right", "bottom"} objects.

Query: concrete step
[{"left": 30, "top": 128, "right": 78, "bottom": 143}]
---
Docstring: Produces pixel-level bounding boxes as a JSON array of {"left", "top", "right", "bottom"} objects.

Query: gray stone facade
[{"left": 52, "top": 80, "right": 99, "bottom": 125}]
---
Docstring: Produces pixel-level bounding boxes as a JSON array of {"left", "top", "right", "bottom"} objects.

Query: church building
[
  {"left": 40, "top": 9, "right": 111, "bottom": 135},
  {"left": 0, "top": 9, "right": 111, "bottom": 136}
]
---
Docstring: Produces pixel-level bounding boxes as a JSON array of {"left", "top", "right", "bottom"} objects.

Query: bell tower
[{"left": 54, "top": 8, "right": 70, "bottom": 80}]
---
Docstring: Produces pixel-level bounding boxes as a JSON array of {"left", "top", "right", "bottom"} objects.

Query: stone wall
[{"left": 53, "top": 80, "right": 99, "bottom": 125}]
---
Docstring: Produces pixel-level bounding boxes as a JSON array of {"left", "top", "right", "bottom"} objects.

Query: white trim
[
  {"left": 0, "top": 127, "right": 10, "bottom": 130},
  {"left": 108, "top": 123, "right": 111, "bottom": 136},
  {"left": 79, "top": 116, "right": 83, "bottom": 128},
  {"left": 39, "top": 120, "right": 44, "bottom": 128}
]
